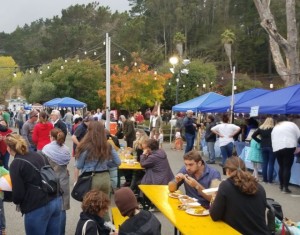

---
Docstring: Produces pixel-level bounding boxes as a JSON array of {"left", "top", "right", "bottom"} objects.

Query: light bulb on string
[
  {"left": 13, "top": 71, "right": 17, "bottom": 77},
  {"left": 94, "top": 51, "right": 97, "bottom": 56},
  {"left": 270, "top": 83, "right": 274, "bottom": 89},
  {"left": 154, "top": 77, "right": 157, "bottom": 80},
  {"left": 39, "top": 70, "right": 43, "bottom": 75},
  {"left": 118, "top": 52, "right": 121, "bottom": 56},
  {"left": 168, "top": 82, "right": 171, "bottom": 86},
  {"left": 154, "top": 70, "right": 157, "bottom": 75},
  {"left": 134, "top": 62, "right": 137, "bottom": 66},
  {"left": 103, "top": 41, "right": 106, "bottom": 45},
  {"left": 203, "top": 84, "right": 206, "bottom": 88},
  {"left": 61, "top": 65, "right": 64, "bottom": 70},
  {"left": 84, "top": 51, "right": 87, "bottom": 55},
  {"left": 77, "top": 59, "right": 80, "bottom": 63},
  {"left": 29, "top": 70, "right": 32, "bottom": 74},
  {"left": 47, "top": 66, "right": 50, "bottom": 69},
  {"left": 197, "top": 84, "right": 199, "bottom": 88},
  {"left": 138, "top": 68, "right": 141, "bottom": 73},
  {"left": 64, "top": 59, "right": 68, "bottom": 63},
  {"left": 122, "top": 57, "right": 125, "bottom": 62},
  {"left": 183, "top": 84, "right": 185, "bottom": 88}
]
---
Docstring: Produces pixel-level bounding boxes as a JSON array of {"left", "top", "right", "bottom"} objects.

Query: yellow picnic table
[{"left": 139, "top": 185, "right": 240, "bottom": 235}]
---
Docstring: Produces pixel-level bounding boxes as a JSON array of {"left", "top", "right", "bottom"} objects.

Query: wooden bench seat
[{"left": 111, "top": 207, "right": 128, "bottom": 229}]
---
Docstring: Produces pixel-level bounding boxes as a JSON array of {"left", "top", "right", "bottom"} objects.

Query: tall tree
[{"left": 253, "top": 0, "right": 299, "bottom": 85}]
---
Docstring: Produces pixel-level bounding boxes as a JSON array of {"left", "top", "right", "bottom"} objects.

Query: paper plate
[
  {"left": 168, "top": 192, "right": 181, "bottom": 198},
  {"left": 185, "top": 208, "right": 209, "bottom": 216},
  {"left": 202, "top": 187, "right": 218, "bottom": 195}
]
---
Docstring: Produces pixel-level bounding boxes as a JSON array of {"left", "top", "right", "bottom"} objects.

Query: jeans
[
  {"left": 24, "top": 197, "right": 62, "bottom": 235},
  {"left": 206, "top": 142, "right": 216, "bottom": 162},
  {"left": 274, "top": 148, "right": 295, "bottom": 189},
  {"left": 220, "top": 142, "right": 234, "bottom": 165},
  {"left": 261, "top": 147, "right": 276, "bottom": 183},
  {"left": 2, "top": 151, "right": 10, "bottom": 170},
  {"left": 185, "top": 133, "right": 195, "bottom": 153},
  {"left": 66, "top": 123, "right": 72, "bottom": 134},
  {"left": 60, "top": 210, "right": 66, "bottom": 235}
]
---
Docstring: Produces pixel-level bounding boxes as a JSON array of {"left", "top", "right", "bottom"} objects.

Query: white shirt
[
  {"left": 271, "top": 121, "right": 300, "bottom": 152},
  {"left": 211, "top": 123, "right": 240, "bottom": 146}
]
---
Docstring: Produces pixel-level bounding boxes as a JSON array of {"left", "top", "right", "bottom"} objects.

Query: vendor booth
[
  {"left": 43, "top": 97, "right": 87, "bottom": 109},
  {"left": 172, "top": 92, "right": 224, "bottom": 112},
  {"left": 234, "top": 84, "right": 300, "bottom": 114},
  {"left": 200, "top": 88, "right": 270, "bottom": 113}
]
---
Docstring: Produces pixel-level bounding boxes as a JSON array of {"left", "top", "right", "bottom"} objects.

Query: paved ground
[{"left": 4, "top": 133, "right": 300, "bottom": 235}]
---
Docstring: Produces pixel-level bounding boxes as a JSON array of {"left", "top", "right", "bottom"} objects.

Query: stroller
[{"left": 266, "top": 198, "right": 291, "bottom": 235}]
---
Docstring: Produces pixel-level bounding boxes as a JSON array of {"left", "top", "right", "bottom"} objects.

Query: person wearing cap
[
  {"left": 21, "top": 110, "right": 39, "bottom": 152},
  {"left": 50, "top": 110, "right": 67, "bottom": 137},
  {"left": 183, "top": 110, "right": 197, "bottom": 153},
  {"left": 114, "top": 187, "right": 161, "bottom": 235}
]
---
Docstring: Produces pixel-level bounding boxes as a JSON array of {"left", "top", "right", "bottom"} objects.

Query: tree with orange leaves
[{"left": 98, "top": 63, "right": 171, "bottom": 111}]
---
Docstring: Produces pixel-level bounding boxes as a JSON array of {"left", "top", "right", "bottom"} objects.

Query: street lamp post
[
  {"left": 176, "top": 78, "right": 179, "bottom": 104},
  {"left": 169, "top": 56, "right": 190, "bottom": 104}
]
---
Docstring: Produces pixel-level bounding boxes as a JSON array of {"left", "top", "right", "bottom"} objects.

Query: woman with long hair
[
  {"left": 252, "top": 117, "right": 275, "bottom": 183},
  {"left": 133, "top": 129, "right": 149, "bottom": 162},
  {"left": 210, "top": 157, "right": 268, "bottom": 235},
  {"left": 32, "top": 111, "right": 53, "bottom": 151},
  {"left": 42, "top": 128, "right": 71, "bottom": 235},
  {"left": 74, "top": 121, "right": 121, "bottom": 198},
  {"left": 5, "top": 133, "right": 62, "bottom": 235}
]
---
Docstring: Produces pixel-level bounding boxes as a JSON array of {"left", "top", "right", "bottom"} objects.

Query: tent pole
[{"left": 230, "top": 66, "right": 236, "bottom": 123}]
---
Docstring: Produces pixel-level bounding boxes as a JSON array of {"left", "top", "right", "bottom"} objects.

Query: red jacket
[
  {"left": 0, "top": 128, "right": 12, "bottom": 155},
  {"left": 32, "top": 122, "right": 54, "bottom": 150}
]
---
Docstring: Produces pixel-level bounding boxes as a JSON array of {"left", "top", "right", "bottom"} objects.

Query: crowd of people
[{"left": 0, "top": 106, "right": 299, "bottom": 235}]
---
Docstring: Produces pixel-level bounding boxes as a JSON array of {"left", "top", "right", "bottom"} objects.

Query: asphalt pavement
[{"left": 4, "top": 133, "right": 300, "bottom": 235}]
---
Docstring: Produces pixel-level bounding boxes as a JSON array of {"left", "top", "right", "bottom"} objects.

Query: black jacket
[
  {"left": 75, "top": 212, "right": 111, "bottom": 235},
  {"left": 119, "top": 210, "right": 161, "bottom": 235},
  {"left": 252, "top": 128, "right": 273, "bottom": 148},
  {"left": 10, "top": 152, "right": 57, "bottom": 214},
  {"left": 54, "top": 119, "right": 67, "bottom": 137},
  {"left": 205, "top": 122, "right": 216, "bottom": 142}
]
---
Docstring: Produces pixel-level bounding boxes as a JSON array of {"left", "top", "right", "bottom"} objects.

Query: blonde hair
[
  {"left": 259, "top": 117, "right": 274, "bottom": 130},
  {"left": 5, "top": 133, "right": 29, "bottom": 155},
  {"left": 133, "top": 129, "right": 148, "bottom": 150}
]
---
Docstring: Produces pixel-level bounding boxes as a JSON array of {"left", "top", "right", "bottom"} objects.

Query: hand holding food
[
  {"left": 184, "top": 174, "right": 197, "bottom": 188},
  {"left": 168, "top": 181, "right": 177, "bottom": 192},
  {"left": 175, "top": 173, "right": 185, "bottom": 183}
]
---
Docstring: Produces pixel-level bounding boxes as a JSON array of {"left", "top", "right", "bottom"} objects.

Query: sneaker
[
  {"left": 282, "top": 188, "right": 292, "bottom": 194},
  {"left": 206, "top": 160, "right": 215, "bottom": 164}
]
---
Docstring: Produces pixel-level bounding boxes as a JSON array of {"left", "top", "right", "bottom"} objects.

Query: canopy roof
[
  {"left": 172, "top": 92, "right": 225, "bottom": 112},
  {"left": 200, "top": 88, "right": 271, "bottom": 113},
  {"left": 43, "top": 97, "right": 87, "bottom": 108},
  {"left": 234, "top": 84, "right": 300, "bottom": 114}
]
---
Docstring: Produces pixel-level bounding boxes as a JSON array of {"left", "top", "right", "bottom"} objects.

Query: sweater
[
  {"left": 119, "top": 210, "right": 161, "bottom": 235},
  {"left": 140, "top": 149, "right": 174, "bottom": 185},
  {"left": 32, "top": 122, "right": 54, "bottom": 150},
  {"left": 10, "top": 152, "right": 57, "bottom": 214},
  {"left": 210, "top": 179, "right": 269, "bottom": 235}
]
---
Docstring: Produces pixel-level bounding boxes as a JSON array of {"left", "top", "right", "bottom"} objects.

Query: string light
[
  {"left": 77, "top": 59, "right": 80, "bottom": 63},
  {"left": 39, "top": 70, "right": 43, "bottom": 75},
  {"left": 61, "top": 65, "right": 64, "bottom": 70},
  {"left": 47, "top": 65, "right": 50, "bottom": 69},
  {"left": 122, "top": 57, "right": 125, "bottom": 62},
  {"left": 134, "top": 62, "right": 137, "bottom": 66},
  {"left": 118, "top": 52, "right": 121, "bottom": 56},
  {"left": 94, "top": 51, "right": 97, "bottom": 55},
  {"left": 64, "top": 59, "right": 68, "bottom": 63},
  {"left": 203, "top": 84, "right": 206, "bottom": 88}
]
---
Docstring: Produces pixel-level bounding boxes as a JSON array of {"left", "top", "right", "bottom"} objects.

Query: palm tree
[{"left": 221, "top": 29, "right": 236, "bottom": 72}]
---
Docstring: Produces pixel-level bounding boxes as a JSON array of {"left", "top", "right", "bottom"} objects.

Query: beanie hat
[{"left": 114, "top": 187, "right": 138, "bottom": 217}]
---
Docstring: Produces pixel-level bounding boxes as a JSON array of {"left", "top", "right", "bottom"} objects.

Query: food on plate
[
  {"left": 168, "top": 192, "right": 182, "bottom": 198},
  {"left": 177, "top": 204, "right": 188, "bottom": 210},
  {"left": 168, "top": 181, "right": 177, "bottom": 192},
  {"left": 194, "top": 208, "right": 205, "bottom": 215},
  {"left": 178, "top": 195, "right": 189, "bottom": 200}
]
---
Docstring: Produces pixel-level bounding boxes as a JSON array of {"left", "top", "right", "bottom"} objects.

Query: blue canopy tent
[
  {"left": 234, "top": 84, "right": 300, "bottom": 114},
  {"left": 43, "top": 97, "right": 87, "bottom": 108},
  {"left": 172, "top": 92, "right": 225, "bottom": 112},
  {"left": 43, "top": 98, "right": 62, "bottom": 107},
  {"left": 200, "top": 88, "right": 271, "bottom": 113}
]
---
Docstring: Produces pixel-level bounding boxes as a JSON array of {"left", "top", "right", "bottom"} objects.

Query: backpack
[{"left": 16, "top": 153, "right": 60, "bottom": 195}]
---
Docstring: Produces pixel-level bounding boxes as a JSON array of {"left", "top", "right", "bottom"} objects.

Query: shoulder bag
[
  {"left": 82, "top": 219, "right": 99, "bottom": 235},
  {"left": 71, "top": 160, "right": 100, "bottom": 202}
]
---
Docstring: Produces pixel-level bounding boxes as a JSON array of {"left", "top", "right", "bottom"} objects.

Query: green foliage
[
  {"left": 20, "top": 58, "right": 104, "bottom": 109},
  {"left": 222, "top": 73, "right": 263, "bottom": 95}
]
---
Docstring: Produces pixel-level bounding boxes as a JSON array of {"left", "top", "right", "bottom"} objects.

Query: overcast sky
[{"left": 0, "top": 0, "right": 131, "bottom": 33}]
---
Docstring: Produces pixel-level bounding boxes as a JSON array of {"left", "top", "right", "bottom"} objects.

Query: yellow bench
[{"left": 111, "top": 207, "right": 128, "bottom": 229}]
